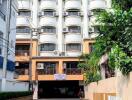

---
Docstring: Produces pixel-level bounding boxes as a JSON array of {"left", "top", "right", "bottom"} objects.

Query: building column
[
  {"left": 33, "top": 81, "right": 38, "bottom": 100},
  {"left": 32, "top": 60, "right": 36, "bottom": 81},
  {"left": 1, "top": 78, "right": 6, "bottom": 92},
  {"left": 58, "top": 61, "right": 63, "bottom": 74},
  {"left": 82, "top": 0, "right": 89, "bottom": 39},
  {"left": 58, "top": 0, "right": 63, "bottom": 52}
]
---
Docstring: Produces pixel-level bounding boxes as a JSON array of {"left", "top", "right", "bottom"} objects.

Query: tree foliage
[{"left": 78, "top": 0, "right": 132, "bottom": 84}]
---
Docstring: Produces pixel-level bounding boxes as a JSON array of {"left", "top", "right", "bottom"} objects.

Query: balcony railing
[
  {"left": 37, "top": 67, "right": 56, "bottom": 75},
  {"left": 65, "top": 68, "right": 83, "bottom": 75},
  {"left": 15, "top": 69, "right": 29, "bottom": 75},
  {"left": 15, "top": 50, "right": 30, "bottom": 56},
  {"left": 0, "top": 10, "right": 5, "bottom": 21},
  {"left": 16, "top": 28, "right": 31, "bottom": 33}
]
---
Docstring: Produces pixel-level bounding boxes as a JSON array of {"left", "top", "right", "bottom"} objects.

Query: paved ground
[{"left": 9, "top": 95, "right": 32, "bottom": 100}]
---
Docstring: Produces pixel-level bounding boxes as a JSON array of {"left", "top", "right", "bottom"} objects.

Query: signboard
[
  {"left": 54, "top": 74, "right": 66, "bottom": 80},
  {"left": 108, "top": 96, "right": 116, "bottom": 100}
]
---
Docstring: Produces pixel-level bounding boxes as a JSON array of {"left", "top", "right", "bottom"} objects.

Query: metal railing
[
  {"left": 65, "top": 68, "right": 83, "bottom": 75},
  {"left": 16, "top": 28, "right": 31, "bottom": 33},
  {"left": 15, "top": 69, "right": 29, "bottom": 75},
  {"left": 15, "top": 50, "right": 30, "bottom": 56},
  {"left": 0, "top": 10, "right": 5, "bottom": 21},
  {"left": 37, "top": 67, "right": 56, "bottom": 75}
]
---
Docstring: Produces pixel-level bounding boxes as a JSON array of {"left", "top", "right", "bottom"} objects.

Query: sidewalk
[{"left": 9, "top": 95, "right": 32, "bottom": 100}]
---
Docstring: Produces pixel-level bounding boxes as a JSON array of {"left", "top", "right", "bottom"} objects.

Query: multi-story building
[
  {"left": 0, "top": 0, "right": 29, "bottom": 92},
  {"left": 15, "top": 0, "right": 111, "bottom": 99}
]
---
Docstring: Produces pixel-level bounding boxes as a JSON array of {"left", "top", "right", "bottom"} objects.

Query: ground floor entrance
[{"left": 38, "top": 81, "right": 84, "bottom": 99}]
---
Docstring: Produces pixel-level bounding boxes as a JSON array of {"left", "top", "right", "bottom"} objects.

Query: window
[
  {"left": 0, "top": 32, "right": 3, "bottom": 55},
  {"left": 43, "top": 62, "right": 56, "bottom": 68},
  {"left": 41, "top": 26, "right": 56, "bottom": 33},
  {"left": 43, "top": 10, "right": 54, "bottom": 16},
  {"left": 66, "top": 43, "right": 81, "bottom": 51},
  {"left": 68, "top": 26, "right": 81, "bottom": 33},
  {"left": 89, "top": 43, "right": 94, "bottom": 53},
  {"left": 16, "top": 26, "right": 30, "bottom": 33},
  {"left": 18, "top": 11, "right": 31, "bottom": 17},
  {"left": 16, "top": 45, "right": 30, "bottom": 50},
  {"left": 68, "top": 11, "right": 79, "bottom": 16},
  {"left": 40, "top": 43, "right": 56, "bottom": 51}
]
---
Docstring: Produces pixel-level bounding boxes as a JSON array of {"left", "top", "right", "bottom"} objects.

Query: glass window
[
  {"left": 89, "top": 43, "right": 95, "bottom": 53},
  {"left": 68, "top": 26, "right": 81, "bottom": 33},
  {"left": 18, "top": 11, "right": 31, "bottom": 17},
  {"left": 41, "top": 26, "right": 56, "bottom": 33},
  {"left": 68, "top": 11, "right": 79, "bottom": 16},
  {"left": 66, "top": 43, "right": 81, "bottom": 51},
  {"left": 43, "top": 11, "right": 54, "bottom": 16},
  {"left": 16, "top": 26, "right": 30, "bottom": 33},
  {"left": 40, "top": 43, "right": 56, "bottom": 51}
]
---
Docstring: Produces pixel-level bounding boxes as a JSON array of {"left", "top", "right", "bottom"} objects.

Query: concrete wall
[
  {"left": 5, "top": 80, "right": 29, "bottom": 92},
  {"left": 85, "top": 72, "right": 132, "bottom": 100},
  {"left": 0, "top": 79, "right": 29, "bottom": 92}
]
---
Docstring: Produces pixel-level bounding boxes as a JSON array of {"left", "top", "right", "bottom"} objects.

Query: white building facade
[
  {"left": 0, "top": 0, "right": 29, "bottom": 92},
  {"left": 15, "top": 0, "right": 111, "bottom": 99},
  {"left": 16, "top": 0, "right": 111, "bottom": 57}
]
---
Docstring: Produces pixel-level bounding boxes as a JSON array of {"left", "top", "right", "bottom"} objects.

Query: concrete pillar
[
  {"left": 32, "top": 60, "right": 36, "bottom": 81},
  {"left": 82, "top": 0, "right": 89, "bottom": 38},
  {"left": 1, "top": 78, "right": 6, "bottom": 92},
  {"left": 58, "top": 61, "right": 63, "bottom": 74},
  {"left": 33, "top": 81, "right": 38, "bottom": 100},
  {"left": 58, "top": 0, "right": 63, "bottom": 52}
]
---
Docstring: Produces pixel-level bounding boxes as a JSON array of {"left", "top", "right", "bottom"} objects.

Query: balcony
[
  {"left": 18, "top": 0, "right": 30, "bottom": 10},
  {"left": 15, "top": 50, "right": 29, "bottom": 56},
  {"left": 39, "top": 16, "right": 56, "bottom": 27},
  {"left": 65, "top": 68, "right": 83, "bottom": 75},
  {"left": 65, "top": 16, "right": 81, "bottom": 26},
  {"left": 65, "top": 33, "right": 82, "bottom": 43},
  {"left": 16, "top": 27, "right": 31, "bottom": 39},
  {"left": 17, "top": 16, "right": 30, "bottom": 26},
  {"left": 39, "top": 34, "right": 57, "bottom": 43},
  {"left": 65, "top": 0, "right": 81, "bottom": 10},
  {"left": 89, "top": 0, "right": 107, "bottom": 10},
  {"left": 40, "top": 0, "right": 56, "bottom": 10},
  {"left": 66, "top": 51, "right": 81, "bottom": 56},
  {"left": 37, "top": 67, "right": 56, "bottom": 75},
  {"left": 0, "top": 11, "right": 6, "bottom": 34},
  {"left": 15, "top": 69, "right": 29, "bottom": 75}
]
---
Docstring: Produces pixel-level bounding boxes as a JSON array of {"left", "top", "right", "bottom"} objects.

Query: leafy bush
[{"left": 0, "top": 91, "right": 32, "bottom": 100}]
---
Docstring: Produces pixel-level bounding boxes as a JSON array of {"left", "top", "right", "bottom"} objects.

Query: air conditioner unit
[
  {"left": 37, "top": 63, "right": 44, "bottom": 69},
  {"left": 60, "top": 52, "right": 65, "bottom": 56},
  {"left": 63, "top": 28, "right": 69, "bottom": 33},
  {"left": 89, "top": 27, "right": 94, "bottom": 33},
  {"left": 15, "top": 62, "right": 19, "bottom": 66},
  {"left": 53, "top": 50, "right": 59, "bottom": 55},
  {"left": 78, "top": 12, "right": 83, "bottom": 16},
  {"left": 40, "top": 29, "right": 44, "bottom": 33},
  {"left": 53, "top": 12, "right": 58, "bottom": 17},
  {"left": 88, "top": 11, "right": 94, "bottom": 17},
  {"left": 63, "top": 12, "right": 68, "bottom": 16},
  {"left": 0, "top": 0, "right": 2, "bottom": 5},
  {"left": 38, "top": 12, "right": 44, "bottom": 17}
]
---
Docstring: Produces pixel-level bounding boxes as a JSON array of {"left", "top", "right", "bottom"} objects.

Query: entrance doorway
[{"left": 38, "top": 81, "right": 84, "bottom": 99}]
